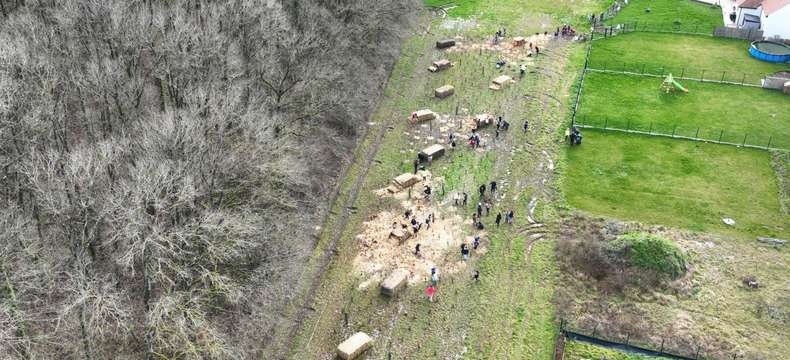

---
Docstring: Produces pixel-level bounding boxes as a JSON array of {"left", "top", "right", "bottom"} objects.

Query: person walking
[
  {"left": 415, "top": 243, "right": 421, "bottom": 256},
  {"left": 490, "top": 181, "right": 497, "bottom": 194},
  {"left": 431, "top": 267, "right": 439, "bottom": 287},
  {"left": 485, "top": 202, "right": 491, "bottom": 216},
  {"left": 426, "top": 285, "right": 436, "bottom": 302},
  {"left": 473, "top": 270, "right": 480, "bottom": 281},
  {"left": 495, "top": 212, "right": 502, "bottom": 226},
  {"left": 462, "top": 192, "right": 468, "bottom": 206},
  {"left": 477, "top": 203, "right": 483, "bottom": 217},
  {"left": 461, "top": 243, "right": 470, "bottom": 260},
  {"left": 479, "top": 184, "right": 486, "bottom": 198},
  {"left": 413, "top": 158, "right": 419, "bottom": 174},
  {"left": 523, "top": 119, "right": 529, "bottom": 133},
  {"left": 473, "top": 235, "right": 480, "bottom": 250}
]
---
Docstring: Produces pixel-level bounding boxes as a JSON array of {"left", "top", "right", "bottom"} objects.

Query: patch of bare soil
[
  {"left": 354, "top": 185, "right": 488, "bottom": 289},
  {"left": 447, "top": 33, "right": 554, "bottom": 65}
]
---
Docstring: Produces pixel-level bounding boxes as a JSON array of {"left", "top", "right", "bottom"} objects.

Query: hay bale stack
[
  {"left": 435, "top": 85, "right": 455, "bottom": 98},
  {"left": 389, "top": 228, "right": 411, "bottom": 244},
  {"left": 490, "top": 75, "right": 514, "bottom": 91},
  {"left": 380, "top": 269, "right": 410, "bottom": 296},
  {"left": 414, "top": 109, "right": 436, "bottom": 122},
  {"left": 436, "top": 39, "right": 456, "bottom": 49},
  {"left": 512, "top": 37, "right": 526, "bottom": 47},
  {"left": 418, "top": 144, "right": 445, "bottom": 162},
  {"left": 337, "top": 332, "right": 373, "bottom": 360},
  {"left": 429, "top": 59, "right": 452, "bottom": 72},
  {"left": 392, "top": 173, "right": 420, "bottom": 189}
]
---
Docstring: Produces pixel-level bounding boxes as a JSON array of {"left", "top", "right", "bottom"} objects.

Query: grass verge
[
  {"left": 564, "top": 130, "right": 789, "bottom": 240},
  {"left": 605, "top": 0, "right": 722, "bottom": 32},
  {"left": 588, "top": 32, "right": 788, "bottom": 84},
  {"left": 577, "top": 72, "right": 790, "bottom": 149}
]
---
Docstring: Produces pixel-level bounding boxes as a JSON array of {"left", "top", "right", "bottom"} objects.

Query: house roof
[
  {"left": 736, "top": 0, "right": 790, "bottom": 14},
  {"left": 763, "top": 0, "right": 790, "bottom": 15},
  {"left": 737, "top": 0, "right": 763, "bottom": 9}
]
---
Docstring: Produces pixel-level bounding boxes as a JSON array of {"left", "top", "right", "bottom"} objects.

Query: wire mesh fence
[
  {"left": 574, "top": 115, "right": 787, "bottom": 151},
  {"left": 559, "top": 319, "right": 750, "bottom": 360},
  {"left": 594, "top": 21, "right": 718, "bottom": 37},
  {"left": 584, "top": 59, "right": 768, "bottom": 86}
]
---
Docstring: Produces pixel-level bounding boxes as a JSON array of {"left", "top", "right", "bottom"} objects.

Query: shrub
[{"left": 608, "top": 232, "right": 688, "bottom": 278}]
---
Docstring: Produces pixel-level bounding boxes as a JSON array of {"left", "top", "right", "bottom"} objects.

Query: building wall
[
  {"left": 761, "top": 6, "right": 790, "bottom": 39},
  {"left": 736, "top": 7, "right": 763, "bottom": 27}
]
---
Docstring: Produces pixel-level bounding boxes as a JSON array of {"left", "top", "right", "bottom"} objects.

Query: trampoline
[{"left": 749, "top": 41, "right": 790, "bottom": 63}]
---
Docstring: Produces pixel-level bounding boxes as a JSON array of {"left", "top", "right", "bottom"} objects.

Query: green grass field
[
  {"left": 425, "top": 0, "right": 607, "bottom": 33},
  {"left": 605, "top": 0, "right": 722, "bottom": 31},
  {"left": 577, "top": 72, "right": 790, "bottom": 149},
  {"left": 564, "top": 340, "right": 670, "bottom": 360},
  {"left": 588, "top": 33, "right": 789, "bottom": 84},
  {"left": 564, "top": 130, "right": 789, "bottom": 240}
]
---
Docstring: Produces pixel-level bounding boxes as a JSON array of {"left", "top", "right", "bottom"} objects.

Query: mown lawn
[
  {"left": 564, "top": 340, "right": 671, "bottom": 360},
  {"left": 564, "top": 130, "right": 789, "bottom": 240},
  {"left": 588, "top": 32, "right": 788, "bottom": 84},
  {"left": 577, "top": 72, "right": 790, "bottom": 149},
  {"left": 425, "top": 0, "right": 607, "bottom": 33},
  {"left": 604, "top": 0, "right": 722, "bottom": 32}
]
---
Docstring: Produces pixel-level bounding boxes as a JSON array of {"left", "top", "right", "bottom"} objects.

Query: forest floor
[{"left": 266, "top": 1, "right": 789, "bottom": 359}]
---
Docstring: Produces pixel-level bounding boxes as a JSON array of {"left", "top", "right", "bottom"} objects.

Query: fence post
[
  {"left": 672, "top": 126, "right": 677, "bottom": 138},
  {"left": 659, "top": 338, "right": 665, "bottom": 352},
  {"left": 719, "top": 129, "right": 724, "bottom": 143},
  {"left": 680, "top": 68, "right": 685, "bottom": 78},
  {"left": 627, "top": 119, "right": 631, "bottom": 131},
  {"left": 623, "top": 62, "right": 626, "bottom": 72},
  {"left": 701, "top": 70, "right": 705, "bottom": 81},
  {"left": 641, "top": 63, "right": 646, "bottom": 74},
  {"left": 741, "top": 73, "right": 746, "bottom": 86},
  {"left": 767, "top": 136, "right": 772, "bottom": 149},
  {"left": 742, "top": 133, "right": 747, "bottom": 146},
  {"left": 649, "top": 122, "right": 653, "bottom": 134},
  {"left": 721, "top": 71, "right": 726, "bottom": 83},
  {"left": 604, "top": 118, "right": 608, "bottom": 129},
  {"left": 695, "top": 127, "right": 700, "bottom": 138}
]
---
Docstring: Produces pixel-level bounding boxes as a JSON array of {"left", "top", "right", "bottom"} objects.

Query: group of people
[
  {"left": 493, "top": 27, "right": 507, "bottom": 44},
  {"left": 554, "top": 25, "right": 576, "bottom": 37}
]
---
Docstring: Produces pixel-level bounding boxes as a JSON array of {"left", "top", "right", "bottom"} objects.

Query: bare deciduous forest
[{"left": 0, "top": 0, "right": 416, "bottom": 358}]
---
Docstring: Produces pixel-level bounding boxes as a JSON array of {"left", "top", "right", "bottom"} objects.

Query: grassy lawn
[
  {"left": 605, "top": 0, "right": 722, "bottom": 32},
  {"left": 425, "top": 0, "right": 607, "bottom": 33},
  {"left": 564, "top": 130, "right": 789, "bottom": 240},
  {"left": 577, "top": 72, "right": 790, "bottom": 149},
  {"left": 588, "top": 32, "right": 788, "bottom": 84},
  {"left": 564, "top": 340, "right": 671, "bottom": 360}
]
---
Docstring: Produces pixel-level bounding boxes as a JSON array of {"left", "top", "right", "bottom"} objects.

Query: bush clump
[{"left": 608, "top": 232, "right": 688, "bottom": 278}]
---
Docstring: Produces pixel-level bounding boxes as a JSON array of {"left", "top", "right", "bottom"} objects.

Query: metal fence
[
  {"left": 574, "top": 115, "right": 787, "bottom": 151},
  {"left": 594, "top": 21, "right": 718, "bottom": 37},
  {"left": 584, "top": 60, "right": 768, "bottom": 87},
  {"left": 557, "top": 319, "right": 750, "bottom": 360},
  {"left": 713, "top": 26, "right": 763, "bottom": 41}
]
